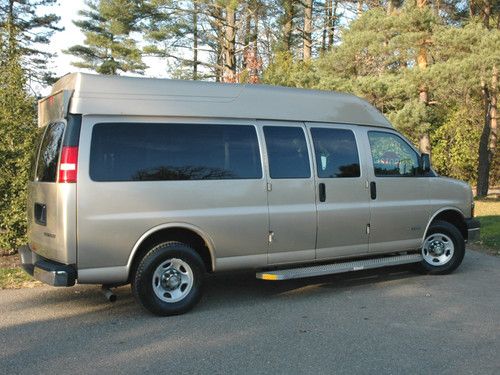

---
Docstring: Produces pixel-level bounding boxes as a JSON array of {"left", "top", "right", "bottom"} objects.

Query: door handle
[
  {"left": 370, "top": 182, "right": 377, "bottom": 200},
  {"left": 319, "top": 183, "right": 326, "bottom": 202}
]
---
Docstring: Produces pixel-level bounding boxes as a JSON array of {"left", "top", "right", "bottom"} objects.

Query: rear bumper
[
  {"left": 19, "top": 245, "right": 77, "bottom": 287},
  {"left": 465, "top": 218, "right": 480, "bottom": 243}
]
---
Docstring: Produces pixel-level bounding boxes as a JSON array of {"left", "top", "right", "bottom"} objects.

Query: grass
[
  {"left": 473, "top": 199, "right": 500, "bottom": 253},
  {"left": 0, "top": 267, "right": 40, "bottom": 289}
]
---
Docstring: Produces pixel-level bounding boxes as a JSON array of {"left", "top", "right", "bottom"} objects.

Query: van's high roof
[{"left": 45, "top": 72, "right": 392, "bottom": 128}]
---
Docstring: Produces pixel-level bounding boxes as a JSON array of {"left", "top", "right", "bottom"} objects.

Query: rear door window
[
  {"left": 35, "top": 122, "right": 65, "bottom": 182},
  {"left": 263, "top": 126, "right": 311, "bottom": 179},
  {"left": 310, "top": 128, "right": 360, "bottom": 178},
  {"left": 90, "top": 123, "right": 262, "bottom": 181}
]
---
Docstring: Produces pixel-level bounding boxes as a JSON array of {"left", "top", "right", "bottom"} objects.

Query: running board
[{"left": 256, "top": 254, "right": 423, "bottom": 281}]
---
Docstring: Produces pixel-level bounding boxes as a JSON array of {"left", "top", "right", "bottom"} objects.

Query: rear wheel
[
  {"left": 132, "top": 241, "right": 205, "bottom": 316},
  {"left": 418, "top": 220, "right": 465, "bottom": 275}
]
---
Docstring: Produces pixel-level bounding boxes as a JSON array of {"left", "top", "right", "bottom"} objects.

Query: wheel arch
[
  {"left": 423, "top": 208, "right": 468, "bottom": 242},
  {"left": 126, "top": 223, "right": 216, "bottom": 280}
]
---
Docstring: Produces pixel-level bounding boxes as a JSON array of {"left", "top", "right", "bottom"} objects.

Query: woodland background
[{"left": 0, "top": 0, "right": 499, "bottom": 254}]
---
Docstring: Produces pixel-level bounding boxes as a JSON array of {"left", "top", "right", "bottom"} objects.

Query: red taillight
[{"left": 59, "top": 146, "right": 78, "bottom": 183}]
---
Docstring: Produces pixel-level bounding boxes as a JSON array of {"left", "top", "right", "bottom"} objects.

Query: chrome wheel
[
  {"left": 152, "top": 258, "right": 194, "bottom": 303},
  {"left": 422, "top": 233, "right": 455, "bottom": 266}
]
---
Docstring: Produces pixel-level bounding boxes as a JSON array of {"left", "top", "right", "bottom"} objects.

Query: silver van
[{"left": 20, "top": 73, "right": 480, "bottom": 316}]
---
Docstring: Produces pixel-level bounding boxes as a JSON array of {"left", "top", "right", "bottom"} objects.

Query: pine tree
[
  {"left": 0, "top": 31, "right": 36, "bottom": 253},
  {"left": 0, "top": 0, "right": 62, "bottom": 84},
  {"left": 66, "top": 0, "right": 146, "bottom": 75}
]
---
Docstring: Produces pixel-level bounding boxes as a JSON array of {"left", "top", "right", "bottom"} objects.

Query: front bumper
[
  {"left": 19, "top": 245, "right": 76, "bottom": 287},
  {"left": 465, "top": 218, "right": 480, "bottom": 243}
]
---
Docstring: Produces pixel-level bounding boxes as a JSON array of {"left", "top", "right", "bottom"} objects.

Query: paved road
[{"left": 1, "top": 250, "right": 499, "bottom": 375}]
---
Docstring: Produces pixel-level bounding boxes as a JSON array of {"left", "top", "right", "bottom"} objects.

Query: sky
[
  {"left": 43, "top": 0, "right": 85, "bottom": 79},
  {"left": 39, "top": 0, "right": 169, "bottom": 94}
]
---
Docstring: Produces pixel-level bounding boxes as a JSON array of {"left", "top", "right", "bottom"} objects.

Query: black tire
[
  {"left": 417, "top": 220, "right": 465, "bottom": 275},
  {"left": 132, "top": 241, "right": 205, "bottom": 316}
]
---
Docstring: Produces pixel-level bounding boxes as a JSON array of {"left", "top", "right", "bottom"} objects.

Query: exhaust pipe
[{"left": 101, "top": 285, "right": 117, "bottom": 302}]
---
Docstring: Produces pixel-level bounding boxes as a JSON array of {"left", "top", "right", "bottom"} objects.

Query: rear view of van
[
  {"left": 20, "top": 73, "right": 480, "bottom": 316},
  {"left": 21, "top": 92, "right": 80, "bottom": 287}
]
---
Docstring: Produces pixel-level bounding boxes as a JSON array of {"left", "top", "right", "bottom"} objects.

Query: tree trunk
[
  {"left": 223, "top": 4, "right": 236, "bottom": 82},
  {"left": 489, "top": 65, "right": 498, "bottom": 174},
  {"left": 7, "top": 0, "right": 16, "bottom": 60},
  {"left": 209, "top": 4, "right": 224, "bottom": 82},
  {"left": 433, "top": 0, "right": 441, "bottom": 16},
  {"left": 283, "top": 0, "right": 294, "bottom": 52},
  {"left": 417, "top": 0, "right": 430, "bottom": 156},
  {"left": 243, "top": 6, "right": 252, "bottom": 70},
  {"left": 322, "top": 1, "right": 328, "bottom": 52},
  {"left": 253, "top": 12, "right": 258, "bottom": 53},
  {"left": 328, "top": 0, "right": 336, "bottom": 49},
  {"left": 469, "top": 0, "right": 475, "bottom": 17},
  {"left": 483, "top": 0, "right": 491, "bottom": 29},
  {"left": 417, "top": 46, "right": 430, "bottom": 154},
  {"left": 477, "top": 78, "right": 492, "bottom": 197},
  {"left": 357, "top": 0, "right": 363, "bottom": 16},
  {"left": 303, "top": 0, "right": 312, "bottom": 60},
  {"left": 387, "top": 0, "right": 398, "bottom": 15},
  {"left": 193, "top": 0, "right": 199, "bottom": 80},
  {"left": 251, "top": 11, "right": 260, "bottom": 83},
  {"left": 419, "top": 133, "right": 431, "bottom": 154}
]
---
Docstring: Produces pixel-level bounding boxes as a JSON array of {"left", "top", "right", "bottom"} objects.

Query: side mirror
[{"left": 420, "top": 153, "right": 431, "bottom": 174}]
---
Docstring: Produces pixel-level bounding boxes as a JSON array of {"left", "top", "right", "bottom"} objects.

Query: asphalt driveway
[{"left": 1, "top": 250, "right": 499, "bottom": 374}]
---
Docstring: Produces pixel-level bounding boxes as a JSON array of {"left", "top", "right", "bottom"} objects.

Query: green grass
[
  {"left": 473, "top": 199, "right": 500, "bottom": 253},
  {"left": 0, "top": 267, "right": 40, "bottom": 289},
  {"left": 475, "top": 216, "right": 500, "bottom": 252}
]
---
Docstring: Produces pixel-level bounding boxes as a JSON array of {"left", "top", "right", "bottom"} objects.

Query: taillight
[{"left": 59, "top": 146, "right": 78, "bottom": 183}]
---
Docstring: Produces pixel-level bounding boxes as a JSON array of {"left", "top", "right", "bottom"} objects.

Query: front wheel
[
  {"left": 132, "top": 241, "right": 205, "bottom": 316},
  {"left": 418, "top": 220, "right": 465, "bottom": 275}
]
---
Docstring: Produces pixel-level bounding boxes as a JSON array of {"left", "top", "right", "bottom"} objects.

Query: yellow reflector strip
[{"left": 260, "top": 273, "right": 279, "bottom": 280}]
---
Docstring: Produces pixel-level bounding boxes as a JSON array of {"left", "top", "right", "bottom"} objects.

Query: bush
[
  {"left": 431, "top": 109, "right": 481, "bottom": 184},
  {"left": 0, "top": 56, "right": 37, "bottom": 255}
]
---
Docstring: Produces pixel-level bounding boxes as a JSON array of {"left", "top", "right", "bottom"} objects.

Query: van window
[
  {"left": 263, "top": 126, "right": 310, "bottom": 179},
  {"left": 30, "top": 126, "right": 46, "bottom": 181},
  {"left": 90, "top": 123, "right": 262, "bottom": 181},
  {"left": 310, "top": 128, "right": 360, "bottom": 178},
  {"left": 368, "top": 131, "right": 420, "bottom": 177},
  {"left": 35, "top": 122, "right": 65, "bottom": 182}
]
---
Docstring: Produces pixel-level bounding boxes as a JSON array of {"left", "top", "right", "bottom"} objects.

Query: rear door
[
  {"left": 259, "top": 121, "right": 317, "bottom": 264},
  {"left": 306, "top": 123, "right": 370, "bottom": 259},
  {"left": 28, "top": 120, "right": 77, "bottom": 264}
]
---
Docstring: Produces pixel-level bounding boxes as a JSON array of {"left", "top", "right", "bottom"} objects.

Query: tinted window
[
  {"left": 368, "top": 131, "right": 420, "bottom": 177},
  {"left": 35, "top": 122, "right": 65, "bottom": 182},
  {"left": 90, "top": 123, "right": 262, "bottom": 181},
  {"left": 30, "top": 126, "right": 46, "bottom": 181},
  {"left": 264, "top": 126, "right": 310, "bottom": 179},
  {"left": 310, "top": 128, "right": 360, "bottom": 178}
]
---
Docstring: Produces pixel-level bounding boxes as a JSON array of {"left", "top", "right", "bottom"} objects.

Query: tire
[
  {"left": 132, "top": 241, "right": 205, "bottom": 316},
  {"left": 417, "top": 220, "right": 465, "bottom": 275}
]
